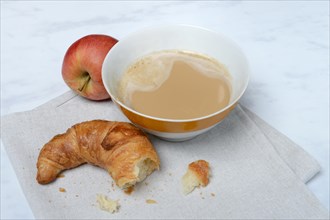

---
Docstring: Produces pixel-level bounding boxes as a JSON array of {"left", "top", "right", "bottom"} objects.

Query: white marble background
[{"left": 1, "top": 1, "right": 329, "bottom": 219}]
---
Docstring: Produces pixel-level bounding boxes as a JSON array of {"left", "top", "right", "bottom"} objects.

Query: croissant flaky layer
[{"left": 36, "top": 120, "right": 160, "bottom": 189}]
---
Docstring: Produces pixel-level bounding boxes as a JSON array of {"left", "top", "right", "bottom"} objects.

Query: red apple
[{"left": 62, "top": 34, "right": 118, "bottom": 100}]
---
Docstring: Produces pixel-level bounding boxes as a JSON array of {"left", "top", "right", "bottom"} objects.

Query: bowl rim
[{"left": 102, "top": 24, "right": 250, "bottom": 123}]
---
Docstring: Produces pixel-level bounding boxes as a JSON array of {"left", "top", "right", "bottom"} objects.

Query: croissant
[{"left": 36, "top": 120, "right": 160, "bottom": 189}]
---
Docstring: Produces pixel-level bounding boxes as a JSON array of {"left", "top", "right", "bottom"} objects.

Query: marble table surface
[{"left": 1, "top": 1, "right": 329, "bottom": 219}]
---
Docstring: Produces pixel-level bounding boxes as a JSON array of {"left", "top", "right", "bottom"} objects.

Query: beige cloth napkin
[{"left": 1, "top": 91, "right": 329, "bottom": 219}]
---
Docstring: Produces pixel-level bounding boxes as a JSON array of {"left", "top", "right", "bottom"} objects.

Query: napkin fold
[{"left": 1, "top": 91, "right": 328, "bottom": 219}]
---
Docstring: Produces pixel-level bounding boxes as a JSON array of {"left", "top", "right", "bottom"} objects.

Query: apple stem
[{"left": 78, "top": 73, "right": 91, "bottom": 92}]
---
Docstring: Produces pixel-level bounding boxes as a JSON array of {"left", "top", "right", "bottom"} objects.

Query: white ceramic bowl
[{"left": 102, "top": 24, "right": 249, "bottom": 141}]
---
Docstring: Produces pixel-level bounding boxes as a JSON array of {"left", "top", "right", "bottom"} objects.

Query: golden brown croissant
[{"left": 36, "top": 120, "right": 160, "bottom": 189}]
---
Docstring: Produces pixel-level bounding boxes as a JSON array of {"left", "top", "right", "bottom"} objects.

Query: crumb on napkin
[
  {"left": 146, "top": 199, "right": 157, "bottom": 204},
  {"left": 96, "top": 194, "right": 120, "bottom": 213},
  {"left": 182, "top": 160, "right": 210, "bottom": 195},
  {"left": 124, "top": 186, "right": 134, "bottom": 195}
]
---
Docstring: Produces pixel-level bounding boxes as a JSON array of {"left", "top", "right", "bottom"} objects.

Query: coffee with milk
[{"left": 118, "top": 50, "right": 232, "bottom": 120}]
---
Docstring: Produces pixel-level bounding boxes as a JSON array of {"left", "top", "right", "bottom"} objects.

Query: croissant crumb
[
  {"left": 96, "top": 194, "right": 119, "bottom": 213},
  {"left": 182, "top": 160, "right": 210, "bottom": 195},
  {"left": 146, "top": 199, "right": 157, "bottom": 204}
]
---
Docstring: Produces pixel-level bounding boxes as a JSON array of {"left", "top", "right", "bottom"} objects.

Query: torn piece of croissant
[
  {"left": 182, "top": 160, "right": 210, "bottom": 195},
  {"left": 96, "top": 194, "right": 119, "bottom": 213},
  {"left": 36, "top": 120, "right": 160, "bottom": 189}
]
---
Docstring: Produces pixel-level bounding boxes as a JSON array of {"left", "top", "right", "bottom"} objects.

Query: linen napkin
[{"left": 1, "top": 92, "right": 329, "bottom": 219}]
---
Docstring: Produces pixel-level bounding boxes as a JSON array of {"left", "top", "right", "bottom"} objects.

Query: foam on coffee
[{"left": 118, "top": 50, "right": 232, "bottom": 119}]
